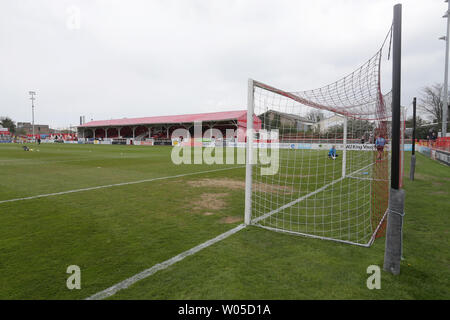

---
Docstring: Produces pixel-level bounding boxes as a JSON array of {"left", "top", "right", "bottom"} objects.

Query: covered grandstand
[{"left": 77, "top": 110, "right": 261, "bottom": 144}]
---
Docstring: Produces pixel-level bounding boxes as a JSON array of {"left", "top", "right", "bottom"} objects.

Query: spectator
[{"left": 375, "top": 135, "right": 386, "bottom": 161}]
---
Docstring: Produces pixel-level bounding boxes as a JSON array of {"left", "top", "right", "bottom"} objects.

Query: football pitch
[{"left": 0, "top": 143, "right": 449, "bottom": 299}]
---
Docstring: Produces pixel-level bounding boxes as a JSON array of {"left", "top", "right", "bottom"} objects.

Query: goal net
[{"left": 244, "top": 29, "right": 404, "bottom": 247}]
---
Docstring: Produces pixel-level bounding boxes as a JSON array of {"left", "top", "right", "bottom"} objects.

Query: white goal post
[{"left": 244, "top": 76, "right": 401, "bottom": 246}]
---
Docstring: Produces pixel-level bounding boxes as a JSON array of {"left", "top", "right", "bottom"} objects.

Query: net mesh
[{"left": 248, "top": 26, "right": 403, "bottom": 246}]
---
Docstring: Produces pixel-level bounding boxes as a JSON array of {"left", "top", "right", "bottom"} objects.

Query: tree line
[
  {"left": 411, "top": 83, "right": 449, "bottom": 139},
  {"left": 0, "top": 117, "right": 27, "bottom": 136}
]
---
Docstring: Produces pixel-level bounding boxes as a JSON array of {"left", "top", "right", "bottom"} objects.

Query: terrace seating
[{"left": 134, "top": 132, "right": 148, "bottom": 141}]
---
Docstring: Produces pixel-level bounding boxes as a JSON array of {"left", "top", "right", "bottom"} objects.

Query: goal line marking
[
  {"left": 346, "top": 175, "right": 388, "bottom": 182},
  {"left": 86, "top": 224, "right": 246, "bottom": 300},
  {"left": 257, "top": 224, "right": 372, "bottom": 247},
  {"left": 0, "top": 166, "right": 244, "bottom": 205}
]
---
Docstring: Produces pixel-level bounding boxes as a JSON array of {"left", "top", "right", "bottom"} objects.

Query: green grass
[
  {"left": 0, "top": 144, "right": 244, "bottom": 299},
  {"left": 0, "top": 143, "right": 449, "bottom": 299}
]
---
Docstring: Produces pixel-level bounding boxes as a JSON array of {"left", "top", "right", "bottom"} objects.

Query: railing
[{"left": 134, "top": 132, "right": 148, "bottom": 141}]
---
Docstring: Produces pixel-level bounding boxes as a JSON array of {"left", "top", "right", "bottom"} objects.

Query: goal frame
[{"left": 243, "top": 79, "right": 399, "bottom": 247}]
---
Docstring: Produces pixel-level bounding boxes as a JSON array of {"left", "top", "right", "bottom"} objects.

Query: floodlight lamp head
[
  {"left": 440, "top": 36, "right": 447, "bottom": 40},
  {"left": 443, "top": 12, "right": 449, "bottom": 18},
  {"left": 29, "top": 91, "right": 35, "bottom": 95}
]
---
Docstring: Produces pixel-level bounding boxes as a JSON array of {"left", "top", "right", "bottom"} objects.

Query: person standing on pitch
[
  {"left": 328, "top": 145, "right": 338, "bottom": 160},
  {"left": 375, "top": 135, "right": 386, "bottom": 161}
]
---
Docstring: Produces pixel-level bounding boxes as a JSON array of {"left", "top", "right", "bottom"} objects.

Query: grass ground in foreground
[
  {"left": 0, "top": 144, "right": 449, "bottom": 299},
  {"left": 111, "top": 152, "right": 450, "bottom": 300}
]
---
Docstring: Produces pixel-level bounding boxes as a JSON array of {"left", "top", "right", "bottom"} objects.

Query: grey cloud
[{"left": 0, "top": 0, "right": 447, "bottom": 127}]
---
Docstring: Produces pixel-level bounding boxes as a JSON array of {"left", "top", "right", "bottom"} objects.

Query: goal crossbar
[{"left": 253, "top": 80, "right": 351, "bottom": 118}]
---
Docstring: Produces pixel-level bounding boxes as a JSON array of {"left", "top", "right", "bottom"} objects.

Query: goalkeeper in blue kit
[{"left": 328, "top": 145, "right": 338, "bottom": 160}]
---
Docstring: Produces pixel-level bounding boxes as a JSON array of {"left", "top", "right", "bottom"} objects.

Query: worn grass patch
[
  {"left": 187, "top": 178, "right": 244, "bottom": 190},
  {"left": 220, "top": 216, "right": 243, "bottom": 224},
  {"left": 188, "top": 178, "right": 293, "bottom": 194},
  {"left": 190, "top": 193, "right": 229, "bottom": 211}
]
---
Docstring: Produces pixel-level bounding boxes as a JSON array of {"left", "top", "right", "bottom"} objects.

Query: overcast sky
[{"left": 0, "top": 0, "right": 448, "bottom": 128}]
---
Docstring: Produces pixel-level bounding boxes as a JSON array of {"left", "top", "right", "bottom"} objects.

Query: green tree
[
  {"left": 324, "top": 119, "right": 374, "bottom": 139},
  {"left": 270, "top": 113, "right": 281, "bottom": 130},
  {"left": 405, "top": 115, "right": 432, "bottom": 140},
  {"left": 259, "top": 112, "right": 271, "bottom": 130},
  {"left": 306, "top": 110, "right": 324, "bottom": 122},
  {"left": 0, "top": 117, "right": 16, "bottom": 134}
]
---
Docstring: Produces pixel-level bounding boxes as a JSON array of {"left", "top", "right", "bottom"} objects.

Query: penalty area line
[
  {"left": 0, "top": 166, "right": 245, "bottom": 205},
  {"left": 86, "top": 224, "right": 246, "bottom": 300}
]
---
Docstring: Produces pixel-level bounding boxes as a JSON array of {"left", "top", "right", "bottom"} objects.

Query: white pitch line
[
  {"left": 256, "top": 224, "right": 372, "bottom": 247},
  {"left": 0, "top": 166, "right": 245, "bottom": 205},
  {"left": 347, "top": 175, "right": 388, "bottom": 182},
  {"left": 86, "top": 224, "right": 246, "bottom": 300},
  {"left": 0, "top": 156, "right": 144, "bottom": 166}
]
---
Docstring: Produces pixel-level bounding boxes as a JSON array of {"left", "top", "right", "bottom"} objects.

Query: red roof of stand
[{"left": 78, "top": 110, "right": 249, "bottom": 128}]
